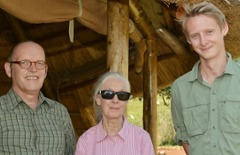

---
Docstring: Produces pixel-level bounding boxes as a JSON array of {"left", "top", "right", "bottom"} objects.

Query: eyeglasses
[
  {"left": 9, "top": 59, "right": 47, "bottom": 70},
  {"left": 99, "top": 90, "right": 131, "bottom": 101}
]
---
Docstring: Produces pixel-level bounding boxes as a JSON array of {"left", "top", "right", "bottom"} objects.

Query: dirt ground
[{"left": 157, "top": 146, "right": 186, "bottom": 155}]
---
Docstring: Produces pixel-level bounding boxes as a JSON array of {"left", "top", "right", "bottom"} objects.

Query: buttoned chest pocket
[
  {"left": 220, "top": 95, "right": 240, "bottom": 133},
  {"left": 182, "top": 103, "right": 209, "bottom": 137}
]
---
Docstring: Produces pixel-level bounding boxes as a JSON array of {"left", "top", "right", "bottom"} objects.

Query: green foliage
[
  {"left": 127, "top": 98, "right": 143, "bottom": 128},
  {"left": 157, "top": 99, "right": 176, "bottom": 146},
  {"left": 127, "top": 89, "right": 176, "bottom": 146},
  {"left": 158, "top": 87, "right": 171, "bottom": 106}
]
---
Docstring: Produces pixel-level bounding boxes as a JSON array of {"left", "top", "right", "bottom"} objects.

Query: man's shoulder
[
  {"left": 0, "top": 93, "right": 7, "bottom": 99},
  {"left": 44, "top": 97, "right": 68, "bottom": 111},
  {"left": 173, "top": 60, "right": 199, "bottom": 86},
  {"left": 229, "top": 59, "right": 240, "bottom": 76},
  {"left": 173, "top": 70, "right": 192, "bottom": 85},
  {"left": 0, "top": 93, "right": 8, "bottom": 110},
  {"left": 0, "top": 89, "right": 12, "bottom": 100},
  {"left": 233, "top": 60, "right": 240, "bottom": 69}
]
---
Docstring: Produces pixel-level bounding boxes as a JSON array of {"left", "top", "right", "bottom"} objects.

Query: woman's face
[{"left": 95, "top": 77, "right": 129, "bottom": 121}]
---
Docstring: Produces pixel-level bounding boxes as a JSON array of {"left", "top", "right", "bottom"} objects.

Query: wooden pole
[
  {"left": 129, "top": 0, "right": 158, "bottom": 153},
  {"left": 107, "top": 0, "right": 129, "bottom": 77},
  {"left": 143, "top": 39, "right": 158, "bottom": 154}
]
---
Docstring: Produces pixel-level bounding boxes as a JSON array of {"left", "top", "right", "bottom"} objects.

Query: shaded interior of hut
[{"left": 1, "top": 0, "right": 240, "bottom": 152}]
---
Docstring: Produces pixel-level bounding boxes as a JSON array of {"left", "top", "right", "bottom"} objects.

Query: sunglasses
[{"left": 99, "top": 90, "right": 131, "bottom": 101}]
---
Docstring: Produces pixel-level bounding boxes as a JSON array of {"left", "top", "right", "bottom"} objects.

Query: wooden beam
[
  {"left": 56, "top": 56, "right": 107, "bottom": 92},
  {"left": 129, "top": 0, "right": 158, "bottom": 152},
  {"left": 107, "top": 0, "right": 129, "bottom": 77},
  {"left": 129, "top": 21, "right": 147, "bottom": 73},
  {"left": 158, "top": 1, "right": 185, "bottom": 20},
  {"left": 155, "top": 28, "right": 194, "bottom": 64},
  {"left": 45, "top": 37, "right": 106, "bottom": 58},
  {"left": 4, "top": 12, "right": 28, "bottom": 42},
  {"left": 162, "top": 6, "right": 175, "bottom": 30},
  {"left": 143, "top": 39, "right": 158, "bottom": 153},
  {"left": 51, "top": 50, "right": 137, "bottom": 92}
]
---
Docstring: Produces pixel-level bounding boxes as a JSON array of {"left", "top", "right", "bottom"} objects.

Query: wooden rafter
[{"left": 4, "top": 12, "right": 28, "bottom": 41}]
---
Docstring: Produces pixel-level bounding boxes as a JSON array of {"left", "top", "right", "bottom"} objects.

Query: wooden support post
[
  {"left": 129, "top": 0, "right": 158, "bottom": 153},
  {"left": 107, "top": 0, "right": 129, "bottom": 77},
  {"left": 143, "top": 39, "right": 158, "bottom": 154}
]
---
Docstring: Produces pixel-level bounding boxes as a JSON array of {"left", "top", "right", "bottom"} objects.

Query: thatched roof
[
  {"left": 1, "top": 0, "right": 237, "bottom": 138},
  {"left": 163, "top": 0, "right": 240, "bottom": 58}
]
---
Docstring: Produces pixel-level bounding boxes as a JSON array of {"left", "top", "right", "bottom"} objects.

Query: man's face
[
  {"left": 185, "top": 14, "right": 228, "bottom": 60},
  {"left": 5, "top": 42, "right": 48, "bottom": 95}
]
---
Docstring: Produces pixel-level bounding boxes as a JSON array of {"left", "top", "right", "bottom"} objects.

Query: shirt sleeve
[
  {"left": 171, "top": 84, "right": 189, "bottom": 144},
  {"left": 74, "top": 133, "right": 88, "bottom": 155},
  {"left": 141, "top": 132, "right": 155, "bottom": 155},
  {"left": 64, "top": 111, "right": 76, "bottom": 155}
]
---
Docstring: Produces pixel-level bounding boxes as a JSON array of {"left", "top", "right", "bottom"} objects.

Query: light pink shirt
[{"left": 74, "top": 118, "right": 155, "bottom": 155}]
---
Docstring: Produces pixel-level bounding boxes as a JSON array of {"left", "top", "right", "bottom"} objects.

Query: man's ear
[
  {"left": 44, "top": 66, "right": 48, "bottom": 78},
  {"left": 222, "top": 22, "right": 229, "bottom": 36},
  {"left": 187, "top": 39, "right": 192, "bottom": 44},
  {"left": 186, "top": 36, "right": 192, "bottom": 45},
  {"left": 4, "top": 62, "right": 11, "bottom": 78}
]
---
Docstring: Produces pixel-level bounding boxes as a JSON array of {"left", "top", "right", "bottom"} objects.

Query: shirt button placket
[{"left": 210, "top": 88, "right": 218, "bottom": 154}]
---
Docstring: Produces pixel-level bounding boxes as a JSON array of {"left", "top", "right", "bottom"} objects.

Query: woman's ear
[
  {"left": 4, "top": 62, "right": 12, "bottom": 78},
  {"left": 95, "top": 95, "right": 101, "bottom": 106}
]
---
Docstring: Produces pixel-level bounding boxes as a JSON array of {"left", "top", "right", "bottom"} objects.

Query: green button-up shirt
[
  {"left": 0, "top": 88, "right": 76, "bottom": 155},
  {"left": 171, "top": 53, "right": 240, "bottom": 155}
]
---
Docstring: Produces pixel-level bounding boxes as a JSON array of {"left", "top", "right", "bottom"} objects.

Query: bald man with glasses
[{"left": 0, "top": 41, "right": 76, "bottom": 155}]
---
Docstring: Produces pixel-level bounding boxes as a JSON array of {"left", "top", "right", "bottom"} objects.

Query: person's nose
[
  {"left": 28, "top": 62, "right": 38, "bottom": 72},
  {"left": 199, "top": 34, "right": 208, "bottom": 46},
  {"left": 112, "top": 94, "right": 119, "bottom": 103}
]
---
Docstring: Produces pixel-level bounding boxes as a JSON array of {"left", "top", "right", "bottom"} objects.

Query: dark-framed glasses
[
  {"left": 8, "top": 59, "right": 47, "bottom": 70},
  {"left": 99, "top": 90, "right": 131, "bottom": 101}
]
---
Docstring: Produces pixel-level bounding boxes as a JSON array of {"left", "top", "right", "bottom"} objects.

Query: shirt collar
[
  {"left": 96, "top": 117, "right": 129, "bottom": 142},
  {"left": 6, "top": 88, "right": 53, "bottom": 110},
  {"left": 224, "top": 52, "right": 235, "bottom": 75},
  {"left": 188, "top": 52, "right": 235, "bottom": 82}
]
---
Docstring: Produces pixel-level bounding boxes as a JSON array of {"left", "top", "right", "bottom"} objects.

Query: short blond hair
[{"left": 179, "top": 1, "right": 227, "bottom": 35}]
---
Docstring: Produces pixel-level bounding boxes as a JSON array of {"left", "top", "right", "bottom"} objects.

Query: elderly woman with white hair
[{"left": 75, "top": 71, "right": 155, "bottom": 155}]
